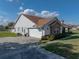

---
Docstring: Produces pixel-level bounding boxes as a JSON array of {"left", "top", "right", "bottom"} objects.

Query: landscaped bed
[
  {"left": 0, "top": 32, "right": 16, "bottom": 37},
  {"left": 41, "top": 31, "right": 79, "bottom": 59}
]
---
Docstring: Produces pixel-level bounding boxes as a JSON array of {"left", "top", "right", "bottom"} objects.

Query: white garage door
[{"left": 29, "top": 29, "right": 43, "bottom": 38}]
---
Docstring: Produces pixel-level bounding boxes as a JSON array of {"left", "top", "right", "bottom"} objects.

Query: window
[
  {"left": 38, "top": 28, "right": 42, "bottom": 31},
  {"left": 14, "top": 28, "right": 16, "bottom": 32},
  {"left": 44, "top": 26, "right": 49, "bottom": 30},
  {"left": 24, "top": 29, "right": 25, "bottom": 33},
  {"left": 47, "top": 27, "right": 49, "bottom": 30},
  {"left": 22, "top": 27, "right": 23, "bottom": 32},
  {"left": 18, "top": 27, "right": 20, "bottom": 31}
]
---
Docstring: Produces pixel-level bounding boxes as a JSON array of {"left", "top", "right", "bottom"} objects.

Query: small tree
[
  {"left": 5, "top": 26, "right": 9, "bottom": 30},
  {"left": 5, "top": 22, "right": 15, "bottom": 31},
  {"left": 0, "top": 25, "right": 5, "bottom": 31}
]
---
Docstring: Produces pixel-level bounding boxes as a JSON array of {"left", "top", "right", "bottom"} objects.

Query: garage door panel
[{"left": 29, "top": 29, "right": 42, "bottom": 38}]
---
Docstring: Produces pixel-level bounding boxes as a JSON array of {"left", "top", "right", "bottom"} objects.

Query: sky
[{"left": 0, "top": 0, "right": 79, "bottom": 25}]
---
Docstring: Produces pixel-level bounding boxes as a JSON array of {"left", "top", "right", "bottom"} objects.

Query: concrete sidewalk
[{"left": 0, "top": 37, "right": 40, "bottom": 44}]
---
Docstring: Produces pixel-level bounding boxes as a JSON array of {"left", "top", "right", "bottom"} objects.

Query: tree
[
  {"left": 8, "top": 22, "right": 15, "bottom": 28},
  {"left": 5, "top": 22, "right": 15, "bottom": 30},
  {"left": 0, "top": 25, "right": 5, "bottom": 31}
]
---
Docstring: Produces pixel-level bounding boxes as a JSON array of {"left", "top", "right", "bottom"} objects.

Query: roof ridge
[{"left": 22, "top": 14, "right": 57, "bottom": 27}]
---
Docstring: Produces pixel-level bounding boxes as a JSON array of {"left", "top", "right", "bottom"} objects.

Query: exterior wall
[
  {"left": 42, "top": 20, "right": 61, "bottom": 36},
  {"left": 60, "top": 26, "right": 63, "bottom": 33},
  {"left": 29, "top": 28, "right": 45, "bottom": 38},
  {"left": 44, "top": 25, "right": 50, "bottom": 35},
  {"left": 50, "top": 21, "right": 61, "bottom": 35},
  {"left": 77, "top": 26, "right": 79, "bottom": 30},
  {"left": 12, "top": 15, "right": 36, "bottom": 35}
]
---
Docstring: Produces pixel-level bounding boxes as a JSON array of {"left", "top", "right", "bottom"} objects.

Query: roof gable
[
  {"left": 23, "top": 14, "right": 50, "bottom": 27},
  {"left": 15, "top": 14, "right": 61, "bottom": 27}
]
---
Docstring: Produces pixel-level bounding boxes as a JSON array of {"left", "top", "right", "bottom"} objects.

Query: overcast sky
[{"left": 0, "top": 0, "right": 79, "bottom": 25}]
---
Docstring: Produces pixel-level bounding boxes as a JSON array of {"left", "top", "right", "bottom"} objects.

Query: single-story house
[
  {"left": 12, "top": 14, "right": 61, "bottom": 38},
  {"left": 60, "top": 20, "right": 72, "bottom": 33},
  {"left": 71, "top": 25, "right": 79, "bottom": 30},
  {"left": 0, "top": 25, "right": 5, "bottom": 31},
  {"left": 61, "top": 24, "right": 72, "bottom": 33}
]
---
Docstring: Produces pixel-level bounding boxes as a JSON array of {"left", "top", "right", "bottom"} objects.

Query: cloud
[
  {"left": 19, "top": 9, "right": 59, "bottom": 19},
  {"left": 23, "top": 9, "right": 37, "bottom": 15},
  {"left": 19, "top": 6, "right": 23, "bottom": 11},
  {"left": 0, "top": 11, "right": 9, "bottom": 16},
  {"left": 21, "top": 2, "right": 24, "bottom": 6},
  {"left": 0, "top": 11, "right": 12, "bottom": 25},
  {"left": 41, "top": 11, "right": 59, "bottom": 18},
  {"left": 7, "top": 0, "right": 20, "bottom": 2},
  {"left": 19, "top": 2, "right": 24, "bottom": 11},
  {"left": 7, "top": 0, "right": 13, "bottom": 2},
  {"left": 0, "top": 15, "right": 12, "bottom": 25}
]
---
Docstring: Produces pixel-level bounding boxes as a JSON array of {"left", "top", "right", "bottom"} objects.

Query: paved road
[
  {"left": 0, "top": 37, "right": 41, "bottom": 44},
  {"left": 0, "top": 37, "right": 65, "bottom": 59},
  {"left": 0, "top": 46, "right": 65, "bottom": 59}
]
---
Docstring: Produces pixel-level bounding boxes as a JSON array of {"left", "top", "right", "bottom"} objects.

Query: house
[
  {"left": 71, "top": 25, "right": 79, "bottom": 30},
  {"left": 0, "top": 25, "right": 5, "bottom": 31},
  {"left": 12, "top": 14, "right": 61, "bottom": 38},
  {"left": 61, "top": 24, "right": 72, "bottom": 33},
  {"left": 60, "top": 20, "right": 72, "bottom": 33},
  {"left": 77, "top": 25, "right": 79, "bottom": 30}
]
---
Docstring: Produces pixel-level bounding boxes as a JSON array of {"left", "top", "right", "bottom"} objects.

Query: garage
[{"left": 29, "top": 28, "right": 43, "bottom": 38}]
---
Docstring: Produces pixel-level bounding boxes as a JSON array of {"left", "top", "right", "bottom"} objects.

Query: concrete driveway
[{"left": 0, "top": 37, "right": 41, "bottom": 44}]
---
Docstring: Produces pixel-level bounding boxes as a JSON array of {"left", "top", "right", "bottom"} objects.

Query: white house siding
[
  {"left": 29, "top": 29, "right": 45, "bottom": 38},
  {"left": 13, "top": 15, "right": 36, "bottom": 35}
]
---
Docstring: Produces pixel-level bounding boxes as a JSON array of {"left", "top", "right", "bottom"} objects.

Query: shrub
[
  {"left": 40, "top": 40, "right": 49, "bottom": 43},
  {"left": 54, "top": 32, "right": 71, "bottom": 39},
  {"left": 17, "top": 33, "right": 22, "bottom": 36},
  {"left": 41, "top": 35, "right": 55, "bottom": 41},
  {"left": 54, "top": 33, "right": 63, "bottom": 39},
  {"left": 47, "top": 35, "right": 55, "bottom": 41}
]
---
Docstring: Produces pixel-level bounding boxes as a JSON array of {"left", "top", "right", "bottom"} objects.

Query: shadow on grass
[
  {"left": 42, "top": 42, "right": 79, "bottom": 59},
  {"left": 58, "top": 32, "right": 79, "bottom": 40},
  {"left": 54, "top": 33, "right": 71, "bottom": 40},
  {"left": 62, "top": 36, "right": 79, "bottom": 40}
]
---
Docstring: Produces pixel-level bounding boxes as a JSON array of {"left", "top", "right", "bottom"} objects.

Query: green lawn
[
  {"left": 42, "top": 31, "right": 79, "bottom": 59},
  {"left": 0, "top": 32, "right": 17, "bottom": 37}
]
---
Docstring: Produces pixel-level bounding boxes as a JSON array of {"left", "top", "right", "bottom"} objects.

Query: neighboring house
[
  {"left": 77, "top": 25, "right": 79, "bottom": 30},
  {"left": 71, "top": 25, "right": 79, "bottom": 30},
  {"left": 60, "top": 20, "right": 72, "bottom": 33},
  {"left": 12, "top": 14, "right": 61, "bottom": 38},
  {"left": 62, "top": 24, "right": 72, "bottom": 33},
  {"left": 0, "top": 25, "right": 5, "bottom": 31}
]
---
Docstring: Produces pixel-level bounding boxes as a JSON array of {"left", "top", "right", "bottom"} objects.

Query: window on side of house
[
  {"left": 44, "top": 25, "right": 49, "bottom": 30},
  {"left": 14, "top": 28, "right": 16, "bottom": 32},
  {"left": 46, "top": 26, "right": 49, "bottom": 30},
  {"left": 18, "top": 27, "right": 20, "bottom": 31},
  {"left": 22, "top": 27, "right": 23, "bottom": 32}
]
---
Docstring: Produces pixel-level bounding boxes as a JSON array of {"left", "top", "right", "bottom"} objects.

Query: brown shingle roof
[{"left": 23, "top": 14, "right": 49, "bottom": 27}]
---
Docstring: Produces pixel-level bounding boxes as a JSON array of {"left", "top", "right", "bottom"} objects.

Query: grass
[
  {"left": 41, "top": 30, "right": 79, "bottom": 59},
  {"left": 0, "top": 31, "right": 17, "bottom": 37}
]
